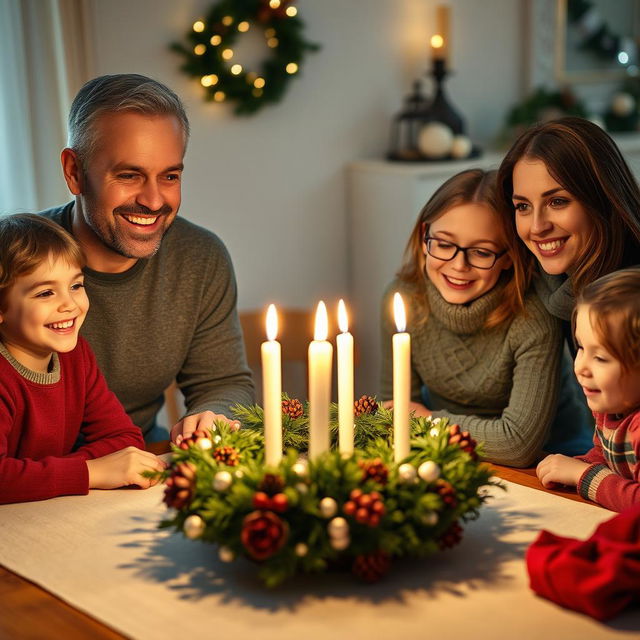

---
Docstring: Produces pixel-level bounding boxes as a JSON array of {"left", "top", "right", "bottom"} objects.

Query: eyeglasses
[{"left": 424, "top": 236, "right": 507, "bottom": 270}]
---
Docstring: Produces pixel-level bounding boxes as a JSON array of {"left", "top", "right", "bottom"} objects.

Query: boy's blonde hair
[
  {"left": 575, "top": 267, "right": 640, "bottom": 373},
  {"left": 0, "top": 214, "right": 85, "bottom": 310}
]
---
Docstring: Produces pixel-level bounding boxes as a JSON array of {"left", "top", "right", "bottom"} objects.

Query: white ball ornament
[
  {"left": 292, "top": 461, "right": 308, "bottom": 478},
  {"left": 295, "top": 542, "right": 309, "bottom": 557},
  {"left": 213, "top": 434, "right": 222, "bottom": 444},
  {"left": 319, "top": 497, "right": 338, "bottom": 518},
  {"left": 418, "top": 122, "right": 454, "bottom": 159},
  {"left": 611, "top": 92, "right": 635, "bottom": 117},
  {"left": 330, "top": 535, "right": 350, "bottom": 551},
  {"left": 450, "top": 135, "right": 472, "bottom": 159},
  {"left": 418, "top": 461, "right": 441, "bottom": 483},
  {"left": 213, "top": 470, "right": 233, "bottom": 492},
  {"left": 196, "top": 437, "right": 212, "bottom": 451},
  {"left": 327, "top": 516, "right": 349, "bottom": 539},
  {"left": 218, "top": 546, "right": 235, "bottom": 562},
  {"left": 398, "top": 463, "right": 417, "bottom": 483},
  {"left": 183, "top": 514, "right": 205, "bottom": 539}
]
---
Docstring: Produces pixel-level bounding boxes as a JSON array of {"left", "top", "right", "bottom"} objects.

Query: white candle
[
  {"left": 261, "top": 304, "right": 282, "bottom": 466},
  {"left": 393, "top": 292, "right": 410, "bottom": 462},
  {"left": 430, "top": 4, "right": 450, "bottom": 63},
  {"left": 308, "top": 301, "right": 333, "bottom": 459},
  {"left": 337, "top": 299, "right": 354, "bottom": 455}
]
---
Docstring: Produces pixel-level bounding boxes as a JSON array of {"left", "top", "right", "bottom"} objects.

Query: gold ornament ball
[
  {"left": 197, "top": 437, "right": 212, "bottom": 451},
  {"left": 330, "top": 535, "right": 350, "bottom": 551},
  {"left": 219, "top": 546, "right": 235, "bottom": 562},
  {"left": 418, "top": 460, "right": 440, "bottom": 483},
  {"left": 327, "top": 516, "right": 349, "bottom": 538},
  {"left": 418, "top": 122, "right": 454, "bottom": 159},
  {"left": 450, "top": 135, "right": 472, "bottom": 159},
  {"left": 184, "top": 514, "right": 205, "bottom": 539},
  {"left": 319, "top": 497, "right": 338, "bottom": 518},
  {"left": 422, "top": 511, "right": 439, "bottom": 527}
]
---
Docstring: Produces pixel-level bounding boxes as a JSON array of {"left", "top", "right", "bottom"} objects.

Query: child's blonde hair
[
  {"left": 574, "top": 267, "right": 640, "bottom": 373},
  {"left": 0, "top": 214, "right": 85, "bottom": 310}
]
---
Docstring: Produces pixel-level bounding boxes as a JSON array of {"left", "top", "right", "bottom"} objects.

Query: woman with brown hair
[
  {"left": 497, "top": 116, "right": 640, "bottom": 455},
  {"left": 380, "top": 169, "right": 564, "bottom": 467}
]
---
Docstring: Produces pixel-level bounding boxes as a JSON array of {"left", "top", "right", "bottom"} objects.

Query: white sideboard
[{"left": 347, "top": 134, "right": 640, "bottom": 397}]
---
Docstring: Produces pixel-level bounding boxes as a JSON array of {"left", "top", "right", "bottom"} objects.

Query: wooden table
[{"left": 0, "top": 450, "right": 602, "bottom": 640}]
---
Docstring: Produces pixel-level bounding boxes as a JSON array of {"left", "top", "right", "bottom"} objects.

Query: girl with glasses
[{"left": 381, "top": 169, "right": 568, "bottom": 467}]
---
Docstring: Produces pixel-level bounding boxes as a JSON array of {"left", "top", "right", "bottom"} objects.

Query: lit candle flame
[
  {"left": 266, "top": 304, "right": 278, "bottom": 341},
  {"left": 393, "top": 292, "right": 406, "bottom": 333},
  {"left": 338, "top": 299, "right": 349, "bottom": 333},
  {"left": 431, "top": 34, "right": 444, "bottom": 49},
  {"left": 314, "top": 301, "right": 328, "bottom": 341}
]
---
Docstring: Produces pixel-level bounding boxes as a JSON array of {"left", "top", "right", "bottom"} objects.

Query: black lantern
[{"left": 387, "top": 81, "right": 430, "bottom": 161}]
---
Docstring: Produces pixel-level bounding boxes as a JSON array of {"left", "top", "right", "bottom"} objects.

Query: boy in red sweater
[
  {"left": 537, "top": 268, "right": 640, "bottom": 511},
  {"left": 0, "top": 214, "right": 165, "bottom": 503}
]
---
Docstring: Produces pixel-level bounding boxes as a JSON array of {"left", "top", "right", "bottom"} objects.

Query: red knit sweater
[
  {"left": 0, "top": 337, "right": 144, "bottom": 504},
  {"left": 577, "top": 410, "right": 640, "bottom": 512}
]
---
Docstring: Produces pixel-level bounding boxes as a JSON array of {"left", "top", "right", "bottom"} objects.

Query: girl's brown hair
[
  {"left": 574, "top": 267, "right": 640, "bottom": 373},
  {"left": 398, "top": 169, "right": 532, "bottom": 328},
  {"left": 497, "top": 117, "right": 640, "bottom": 295},
  {"left": 0, "top": 214, "right": 85, "bottom": 310}
]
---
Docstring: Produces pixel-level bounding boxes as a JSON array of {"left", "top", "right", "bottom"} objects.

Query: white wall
[{"left": 86, "top": 0, "right": 523, "bottom": 311}]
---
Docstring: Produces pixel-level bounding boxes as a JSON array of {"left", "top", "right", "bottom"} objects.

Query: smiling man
[{"left": 41, "top": 74, "right": 255, "bottom": 442}]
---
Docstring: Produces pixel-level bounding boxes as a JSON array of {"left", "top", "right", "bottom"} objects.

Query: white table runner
[{"left": 0, "top": 480, "right": 637, "bottom": 640}]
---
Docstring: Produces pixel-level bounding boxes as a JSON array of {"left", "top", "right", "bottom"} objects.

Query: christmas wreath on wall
[
  {"left": 170, "top": 0, "right": 320, "bottom": 115},
  {"left": 152, "top": 395, "right": 497, "bottom": 587}
]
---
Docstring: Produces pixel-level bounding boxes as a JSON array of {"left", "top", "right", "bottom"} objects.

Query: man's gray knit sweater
[
  {"left": 381, "top": 278, "right": 562, "bottom": 467},
  {"left": 42, "top": 203, "right": 255, "bottom": 435}
]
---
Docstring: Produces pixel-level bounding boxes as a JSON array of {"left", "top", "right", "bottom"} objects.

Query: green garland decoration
[
  {"left": 152, "top": 395, "right": 498, "bottom": 587},
  {"left": 170, "top": 0, "right": 320, "bottom": 115}
]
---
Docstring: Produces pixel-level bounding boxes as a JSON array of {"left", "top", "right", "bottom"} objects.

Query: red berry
[
  {"left": 370, "top": 491, "right": 381, "bottom": 502},
  {"left": 271, "top": 493, "right": 289, "bottom": 513},
  {"left": 343, "top": 501, "right": 356, "bottom": 516},
  {"left": 368, "top": 514, "right": 380, "bottom": 527},
  {"left": 355, "top": 507, "right": 369, "bottom": 524},
  {"left": 371, "top": 500, "right": 385, "bottom": 515},
  {"left": 350, "top": 489, "right": 363, "bottom": 501},
  {"left": 358, "top": 494, "right": 372, "bottom": 508},
  {"left": 253, "top": 492, "right": 271, "bottom": 509}
]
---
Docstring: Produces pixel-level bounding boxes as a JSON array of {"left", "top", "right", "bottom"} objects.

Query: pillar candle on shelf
[
  {"left": 392, "top": 292, "right": 410, "bottom": 462},
  {"left": 261, "top": 304, "right": 282, "bottom": 466},
  {"left": 308, "top": 301, "right": 333, "bottom": 459},
  {"left": 430, "top": 4, "right": 450, "bottom": 63},
  {"left": 337, "top": 299, "right": 354, "bottom": 455}
]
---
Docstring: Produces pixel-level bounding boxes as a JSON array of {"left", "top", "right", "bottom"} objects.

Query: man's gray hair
[{"left": 68, "top": 74, "right": 190, "bottom": 164}]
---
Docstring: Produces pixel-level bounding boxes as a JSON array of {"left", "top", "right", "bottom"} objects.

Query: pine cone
[
  {"left": 352, "top": 550, "right": 391, "bottom": 583},
  {"left": 354, "top": 395, "right": 378, "bottom": 417},
  {"left": 435, "top": 479, "right": 458, "bottom": 509},
  {"left": 281, "top": 397, "right": 304, "bottom": 419},
  {"left": 438, "top": 521, "right": 464, "bottom": 550},
  {"left": 448, "top": 424, "right": 478, "bottom": 459},
  {"left": 163, "top": 461, "right": 197, "bottom": 510},
  {"left": 258, "top": 472, "right": 285, "bottom": 496},
  {"left": 358, "top": 458, "right": 388, "bottom": 485},
  {"left": 213, "top": 445, "right": 239, "bottom": 466}
]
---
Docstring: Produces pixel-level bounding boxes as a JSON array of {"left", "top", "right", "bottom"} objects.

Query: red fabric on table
[{"left": 526, "top": 504, "right": 640, "bottom": 621}]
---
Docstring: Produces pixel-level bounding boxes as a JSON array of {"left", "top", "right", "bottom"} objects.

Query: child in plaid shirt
[{"left": 537, "top": 267, "right": 640, "bottom": 511}]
